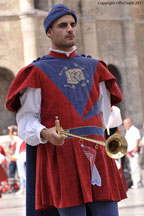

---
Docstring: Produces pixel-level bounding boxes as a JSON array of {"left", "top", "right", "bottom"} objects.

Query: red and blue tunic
[{"left": 6, "top": 51, "right": 127, "bottom": 211}]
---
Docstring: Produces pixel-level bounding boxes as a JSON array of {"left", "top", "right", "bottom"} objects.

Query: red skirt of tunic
[{"left": 35, "top": 135, "right": 127, "bottom": 210}]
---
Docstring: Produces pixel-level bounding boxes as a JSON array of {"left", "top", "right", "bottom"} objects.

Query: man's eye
[
  {"left": 71, "top": 23, "right": 76, "bottom": 28},
  {"left": 59, "top": 23, "right": 67, "bottom": 28}
]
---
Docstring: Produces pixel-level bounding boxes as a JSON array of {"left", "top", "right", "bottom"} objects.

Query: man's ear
[{"left": 47, "top": 29, "right": 51, "bottom": 38}]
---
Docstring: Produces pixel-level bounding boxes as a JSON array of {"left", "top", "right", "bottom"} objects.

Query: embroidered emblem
[
  {"left": 65, "top": 68, "right": 85, "bottom": 84},
  {"left": 59, "top": 63, "right": 89, "bottom": 88}
]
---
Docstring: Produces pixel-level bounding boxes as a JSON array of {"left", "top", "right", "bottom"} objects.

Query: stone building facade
[{"left": 0, "top": 0, "right": 144, "bottom": 135}]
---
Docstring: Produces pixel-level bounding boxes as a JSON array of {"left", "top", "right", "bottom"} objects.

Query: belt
[{"left": 65, "top": 126, "right": 104, "bottom": 138}]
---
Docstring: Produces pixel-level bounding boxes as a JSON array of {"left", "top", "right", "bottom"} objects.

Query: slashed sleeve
[
  {"left": 97, "top": 61, "right": 123, "bottom": 106},
  {"left": 16, "top": 88, "right": 47, "bottom": 146}
]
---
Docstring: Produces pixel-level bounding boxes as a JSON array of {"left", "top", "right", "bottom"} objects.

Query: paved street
[
  {"left": 0, "top": 187, "right": 144, "bottom": 216},
  {"left": 118, "top": 187, "right": 144, "bottom": 216},
  {"left": 0, "top": 192, "right": 26, "bottom": 216}
]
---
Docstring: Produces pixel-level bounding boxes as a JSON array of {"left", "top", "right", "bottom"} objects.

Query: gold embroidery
[
  {"left": 59, "top": 63, "right": 89, "bottom": 88},
  {"left": 65, "top": 68, "right": 85, "bottom": 84}
]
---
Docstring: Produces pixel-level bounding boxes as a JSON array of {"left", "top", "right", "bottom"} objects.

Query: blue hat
[{"left": 43, "top": 4, "right": 77, "bottom": 33}]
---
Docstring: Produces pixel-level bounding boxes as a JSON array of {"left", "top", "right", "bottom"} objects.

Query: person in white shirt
[
  {"left": 123, "top": 118, "right": 142, "bottom": 189},
  {"left": 7, "top": 126, "right": 26, "bottom": 194}
]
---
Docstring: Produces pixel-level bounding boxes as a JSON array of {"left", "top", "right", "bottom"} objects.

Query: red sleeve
[
  {"left": 97, "top": 61, "right": 123, "bottom": 106},
  {"left": 6, "top": 65, "right": 42, "bottom": 113}
]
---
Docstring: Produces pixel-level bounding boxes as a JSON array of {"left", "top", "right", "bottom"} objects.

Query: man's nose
[{"left": 67, "top": 24, "right": 73, "bottom": 32}]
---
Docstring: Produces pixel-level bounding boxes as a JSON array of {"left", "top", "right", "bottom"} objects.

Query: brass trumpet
[{"left": 55, "top": 117, "right": 127, "bottom": 159}]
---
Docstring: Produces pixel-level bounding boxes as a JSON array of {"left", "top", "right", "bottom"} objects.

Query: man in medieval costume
[{"left": 6, "top": 4, "right": 127, "bottom": 216}]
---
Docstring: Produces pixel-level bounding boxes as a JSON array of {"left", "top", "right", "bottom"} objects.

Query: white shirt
[{"left": 125, "top": 125, "right": 141, "bottom": 152}]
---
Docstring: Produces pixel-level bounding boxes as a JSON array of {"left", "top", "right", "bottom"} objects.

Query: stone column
[
  {"left": 121, "top": 8, "right": 143, "bottom": 126},
  {"left": 80, "top": 0, "right": 98, "bottom": 58},
  {"left": 19, "top": 0, "right": 37, "bottom": 65},
  {"left": 81, "top": 20, "right": 98, "bottom": 58}
]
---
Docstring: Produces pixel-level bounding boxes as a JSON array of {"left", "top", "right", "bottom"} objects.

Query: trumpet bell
[{"left": 105, "top": 134, "right": 128, "bottom": 159}]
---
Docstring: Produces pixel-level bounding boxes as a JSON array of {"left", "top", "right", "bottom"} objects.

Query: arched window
[
  {"left": 0, "top": 68, "right": 15, "bottom": 135},
  {"left": 34, "top": 0, "right": 49, "bottom": 11},
  {"left": 108, "top": 64, "right": 122, "bottom": 90},
  {"left": 108, "top": 64, "right": 124, "bottom": 117}
]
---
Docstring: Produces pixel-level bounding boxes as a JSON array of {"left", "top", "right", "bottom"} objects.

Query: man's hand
[
  {"left": 40, "top": 126, "right": 65, "bottom": 146},
  {"left": 133, "top": 139, "right": 140, "bottom": 152},
  {"left": 126, "top": 152, "right": 131, "bottom": 160}
]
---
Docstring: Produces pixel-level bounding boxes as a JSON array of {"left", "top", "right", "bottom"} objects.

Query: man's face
[
  {"left": 47, "top": 15, "right": 76, "bottom": 51},
  {"left": 123, "top": 119, "right": 131, "bottom": 130}
]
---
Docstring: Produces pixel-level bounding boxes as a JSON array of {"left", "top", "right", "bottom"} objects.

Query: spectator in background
[
  {"left": 105, "top": 106, "right": 128, "bottom": 191},
  {"left": 0, "top": 145, "right": 8, "bottom": 196},
  {"left": 16, "top": 141, "right": 26, "bottom": 195},
  {"left": 123, "top": 118, "right": 142, "bottom": 189},
  {"left": 7, "top": 125, "right": 19, "bottom": 193},
  {"left": 7, "top": 125, "right": 26, "bottom": 193}
]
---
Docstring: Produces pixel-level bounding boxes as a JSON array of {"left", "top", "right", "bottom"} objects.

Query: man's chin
[
  {"left": 66, "top": 41, "right": 75, "bottom": 48},
  {"left": 57, "top": 41, "right": 75, "bottom": 51}
]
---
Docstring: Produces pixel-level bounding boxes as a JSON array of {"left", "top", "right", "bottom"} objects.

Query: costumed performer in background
[
  {"left": 0, "top": 145, "right": 8, "bottom": 197},
  {"left": 105, "top": 106, "right": 128, "bottom": 191}
]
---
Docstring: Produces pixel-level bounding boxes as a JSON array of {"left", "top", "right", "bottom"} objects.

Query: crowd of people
[{"left": 0, "top": 125, "right": 26, "bottom": 196}]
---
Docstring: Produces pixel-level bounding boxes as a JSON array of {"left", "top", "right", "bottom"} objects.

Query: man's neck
[{"left": 49, "top": 46, "right": 77, "bottom": 57}]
